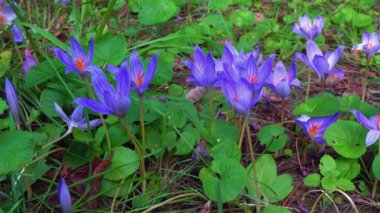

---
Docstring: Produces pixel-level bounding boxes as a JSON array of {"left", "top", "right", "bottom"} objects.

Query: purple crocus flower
[
  {"left": 182, "top": 45, "right": 218, "bottom": 88},
  {"left": 352, "top": 32, "right": 380, "bottom": 57},
  {"left": 11, "top": 25, "right": 23, "bottom": 43},
  {"left": 74, "top": 65, "right": 131, "bottom": 118},
  {"left": 296, "top": 113, "right": 339, "bottom": 143},
  {"left": 220, "top": 79, "right": 263, "bottom": 116},
  {"left": 266, "top": 61, "right": 301, "bottom": 99},
  {"left": 58, "top": 178, "right": 72, "bottom": 213},
  {"left": 128, "top": 51, "right": 158, "bottom": 95},
  {"left": 292, "top": 14, "right": 325, "bottom": 40},
  {"left": 295, "top": 40, "right": 345, "bottom": 80},
  {"left": 54, "top": 102, "right": 101, "bottom": 133},
  {"left": 52, "top": 37, "right": 94, "bottom": 76},
  {"left": 0, "top": 1, "right": 16, "bottom": 26},
  {"left": 5, "top": 78, "right": 20, "bottom": 128},
  {"left": 54, "top": 0, "right": 70, "bottom": 5},
  {"left": 351, "top": 110, "right": 380, "bottom": 147},
  {"left": 23, "top": 48, "right": 37, "bottom": 75},
  {"left": 192, "top": 140, "right": 210, "bottom": 162}
]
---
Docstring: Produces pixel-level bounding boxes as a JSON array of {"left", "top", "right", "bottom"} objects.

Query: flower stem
[
  {"left": 361, "top": 57, "right": 370, "bottom": 101},
  {"left": 207, "top": 89, "right": 214, "bottom": 119},
  {"left": 84, "top": 77, "right": 112, "bottom": 154},
  {"left": 305, "top": 69, "right": 312, "bottom": 101},
  {"left": 238, "top": 116, "right": 246, "bottom": 148},
  {"left": 42, "top": 130, "right": 71, "bottom": 149},
  {"left": 281, "top": 99, "right": 285, "bottom": 124},
  {"left": 120, "top": 117, "right": 147, "bottom": 192},
  {"left": 139, "top": 95, "right": 147, "bottom": 190},
  {"left": 371, "top": 139, "right": 380, "bottom": 199}
]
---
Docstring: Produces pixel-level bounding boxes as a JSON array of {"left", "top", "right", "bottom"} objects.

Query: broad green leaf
[
  {"left": 325, "top": 120, "right": 367, "bottom": 159},
  {"left": 246, "top": 154, "right": 293, "bottom": 202},
  {"left": 138, "top": 0, "right": 179, "bottom": 25},
  {"left": 40, "top": 88, "right": 64, "bottom": 117},
  {"left": 63, "top": 142, "right": 91, "bottom": 169},
  {"left": 336, "top": 178, "right": 355, "bottom": 191},
  {"left": 145, "top": 126, "right": 163, "bottom": 157},
  {"left": 100, "top": 179, "right": 133, "bottom": 197},
  {"left": 0, "top": 131, "right": 45, "bottom": 175},
  {"left": 167, "top": 109, "right": 187, "bottom": 129},
  {"left": 257, "top": 124, "right": 288, "bottom": 152},
  {"left": 319, "top": 155, "right": 338, "bottom": 177},
  {"left": 0, "top": 98, "right": 8, "bottom": 115},
  {"left": 335, "top": 157, "right": 360, "bottom": 180},
  {"left": 304, "top": 173, "right": 321, "bottom": 187},
  {"left": 352, "top": 13, "right": 373, "bottom": 28},
  {"left": 262, "top": 206, "right": 291, "bottom": 213},
  {"left": 372, "top": 154, "right": 380, "bottom": 180},
  {"left": 228, "top": 9, "right": 254, "bottom": 28},
  {"left": 175, "top": 131, "right": 197, "bottom": 155},
  {"left": 107, "top": 123, "right": 130, "bottom": 147},
  {"left": 321, "top": 176, "right": 337, "bottom": 191},
  {"left": 331, "top": 7, "right": 355, "bottom": 25},
  {"left": 293, "top": 93, "right": 340, "bottom": 116},
  {"left": 199, "top": 159, "right": 245, "bottom": 202},
  {"left": 204, "top": 119, "right": 239, "bottom": 145},
  {"left": 210, "top": 141, "right": 241, "bottom": 161},
  {"left": 208, "top": 0, "right": 233, "bottom": 11},
  {"left": 25, "top": 60, "right": 63, "bottom": 88},
  {"left": 73, "top": 128, "right": 93, "bottom": 142},
  {"left": 93, "top": 34, "right": 127, "bottom": 66},
  {"left": 105, "top": 147, "right": 139, "bottom": 181},
  {"left": 0, "top": 51, "right": 12, "bottom": 78},
  {"left": 359, "top": 0, "right": 376, "bottom": 9},
  {"left": 151, "top": 51, "right": 174, "bottom": 85}
]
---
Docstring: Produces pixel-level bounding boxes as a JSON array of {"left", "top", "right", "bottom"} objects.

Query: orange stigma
[
  {"left": 74, "top": 58, "right": 85, "bottom": 71},
  {"left": 0, "top": 15, "right": 5, "bottom": 25},
  {"left": 376, "top": 116, "right": 380, "bottom": 129},
  {"left": 309, "top": 124, "right": 319, "bottom": 137},
  {"left": 248, "top": 74, "right": 257, "bottom": 83},
  {"left": 134, "top": 72, "right": 143, "bottom": 86}
]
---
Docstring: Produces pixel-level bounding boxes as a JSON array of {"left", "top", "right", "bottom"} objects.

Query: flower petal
[
  {"left": 53, "top": 102, "right": 70, "bottom": 126},
  {"left": 70, "top": 37, "right": 86, "bottom": 61},
  {"left": 74, "top": 98, "right": 113, "bottom": 115},
  {"left": 5, "top": 78, "right": 20, "bottom": 127},
  {"left": 116, "top": 61, "right": 131, "bottom": 96},
  {"left": 86, "top": 36, "right": 94, "bottom": 65},
  {"left": 326, "top": 46, "right": 345, "bottom": 69},
  {"left": 306, "top": 40, "right": 323, "bottom": 62},
  {"left": 11, "top": 25, "right": 24, "bottom": 43},
  {"left": 312, "top": 55, "right": 330, "bottom": 77},
  {"left": 70, "top": 105, "right": 84, "bottom": 123},
  {"left": 143, "top": 53, "right": 158, "bottom": 86},
  {"left": 366, "top": 130, "right": 380, "bottom": 147},
  {"left": 351, "top": 110, "right": 377, "bottom": 130}
]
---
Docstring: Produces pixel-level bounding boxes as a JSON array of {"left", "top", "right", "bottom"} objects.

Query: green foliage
[
  {"left": 257, "top": 124, "right": 288, "bottom": 152},
  {"left": 93, "top": 34, "right": 127, "bottom": 66},
  {"left": 246, "top": 154, "right": 293, "bottom": 202},
  {"left": 210, "top": 141, "right": 241, "bottom": 161},
  {"left": 293, "top": 93, "right": 340, "bottom": 116},
  {"left": 372, "top": 154, "right": 380, "bottom": 180},
  {"left": 105, "top": 146, "right": 140, "bottom": 181},
  {"left": 0, "top": 98, "right": 9, "bottom": 115},
  {"left": 199, "top": 159, "right": 246, "bottom": 202},
  {"left": 325, "top": 120, "right": 367, "bottom": 159},
  {"left": 203, "top": 119, "right": 239, "bottom": 145},
  {"left": 25, "top": 60, "right": 63, "bottom": 88},
  {"left": 138, "top": 0, "right": 179, "bottom": 25},
  {"left": 304, "top": 174, "right": 321, "bottom": 187},
  {"left": 262, "top": 206, "right": 292, "bottom": 213},
  {"left": 0, "top": 51, "right": 12, "bottom": 78},
  {"left": 228, "top": 9, "right": 255, "bottom": 28}
]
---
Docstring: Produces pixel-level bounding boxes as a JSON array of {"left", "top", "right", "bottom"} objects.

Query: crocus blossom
[
  {"left": 52, "top": 37, "right": 94, "bottom": 76},
  {"left": 5, "top": 78, "right": 20, "bottom": 128},
  {"left": 23, "top": 48, "right": 37, "bottom": 75},
  {"left": 351, "top": 110, "right": 380, "bottom": 147},
  {"left": 292, "top": 14, "right": 325, "bottom": 40},
  {"left": 221, "top": 79, "right": 263, "bottom": 116},
  {"left": 54, "top": 0, "right": 69, "bottom": 5},
  {"left": 352, "top": 32, "right": 380, "bottom": 57},
  {"left": 182, "top": 45, "right": 218, "bottom": 88},
  {"left": 266, "top": 61, "right": 301, "bottom": 99},
  {"left": 128, "top": 51, "right": 158, "bottom": 95},
  {"left": 74, "top": 65, "right": 131, "bottom": 118},
  {"left": 54, "top": 102, "right": 101, "bottom": 133},
  {"left": 0, "top": 1, "right": 16, "bottom": 26},
  {"left": 295, "top": 40, "right": 345, "bottom": 80},
  {"left": 58, "top": 178, "right": 72, "bottom": 213},
  {"left": 296, "top": 113, "right": 339, "bottom": 143},
  {"left": 192, "top": 140, "right": 210, "bottom": 162},
  {"left": 11, "top": 25, "right": 23, "bottom": 43}
]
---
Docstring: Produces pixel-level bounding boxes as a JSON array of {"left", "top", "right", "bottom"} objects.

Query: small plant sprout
[
  {"left": 296, "top": 113, "right": 339, "bottom": 144},
  {"left": 52, "top": 37, "right": 94, "bottom": 76},
  {"left": 58, "top": 178, "right": 72, "bottom": 213},
  {"left": 292, "top": 14, "right": 325, "bottom": 40}
]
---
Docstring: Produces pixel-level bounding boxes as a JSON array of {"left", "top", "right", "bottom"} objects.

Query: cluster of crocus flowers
[
  {"left": 296, "top": 113, "right": 339, "bottom": 143},
  {"left": 295, "top": 40, "right": 345, "bottom": 81},
  {"left": 351, "top": 110, "right": 380, "bottom": 147},
  {"left": 352, "top": 32, "right": 380, "bottom": 58},
  {"left": 292, "top": 14, "right": 325, "bottom": 40},
  {"left": 52, "top": 37, "right": 94, "bottom": 76}
]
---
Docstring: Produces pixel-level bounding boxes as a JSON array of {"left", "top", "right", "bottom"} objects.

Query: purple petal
[
  {"left": 129, "top": 50, "right": 144, "bottom": 83},
  {"left": 292, "top": 23, "right": 306, "bottom": 38},
  {"left": 116, "top": 61, "right": 131, "bottom": 96},
  {"left": 142, "top": 53, "right": 158, "bottom": 86},
  {"left": 2, "top": 5, "right": 17, "bottom": 25},
  {"left": 74, "top": 98, "right": 113, "bottom": 115},
  {"left": 52, "top": 47, "right": 73, "bottom": 69},
  {"left": 53, "top": 102, "right": 70, "bottom": 126},
  {"left": 86, "top": 36, "right": 94, "bottom": 65},
  {"left": 5, "top": 78, "right": 20, "bottom": 127},
  {"left": 58, "top": 178, "right": 72, "bottom": 213},
  {"left": 366, "top": 130, "right": 380, "bottom": 147},
  {"left": 329, "top": 69, "right": 345, "bottom": 80},
  {"left": 275, "top": 80, "right": 291, "bottom": 99},
  {"left": 23, "top": 49, "right": 38, "bottom": 75},
  {"left": 91, "top": 67, "right": 116, "bottom": 102},
  {"left": 351, "top": 110, "right": 377, "bottom": 130},
  {"left": 306, "top": 40, "right": 323, "bottom": 62},
  {"left": 70, "top": 105, "right": 84, "bottom": 123},
  {"left": 76, "top": 119, "right": 102, "bottom": 130},
  {"left": 221, "top": 43, "right": 235, "bottom": 65},
  {"left": 312, "top": 55, "right": 330, "bottom": 77},
  {"left": 193, "top": 45, "right": 207, "bottom": 68},
  {"left": 106, "top": 64, "right": 120, "bottom": 73},
  {"left": 326, "top": 46, "right": 345, "bottom": 69},
  {"left": 11, "top": 25, "right": 24, "bottom": 43},
  {"left": 70, "top": 37, "right": 86, "bottom": 61},
  {"left": 245, "top": 54, "right": 259, "bottom": 83},
  {"left": 273, "top": 61, "right": 288, "bottom": 84}
]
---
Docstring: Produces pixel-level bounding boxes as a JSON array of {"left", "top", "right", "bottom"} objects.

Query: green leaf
[
  {"left": 25, "top": 60, "right": 63, "bottom": 88},
  {"left": 257, "top": 124, "right": 288, "bottom": 152},
  {"left": 336, "top": 179, "right": 355, "bottom": 191},
  {"left": 105, "top": 147, "right": 139, "bottom": 181},
  {"left": 21, "top": 22, "right": 67, "bottom": 50},
  {"left": 100, "top": 178, "right": 133, "bottom": 197},
  {"left": 208, "top": 0, "right": 233, "bottom": 11},
  {"left": 63, "top": 142, "right": 90, "bottom": 169},
  {"left": 107, "top": 123, "right": 130, "bottom": 147},
  {"left": 325, "top": 120, "right": 367, "bottom": 159},
  {"left": 304, "top": 173, "right": 321, "bottom": 187},
  {"left": 204, "top": 119, "right": 239, "bottom": 144},
  {"left": 228, "top": 9, "right": 254, "bottom": 28},
  {"left": 352, "top": 13, "right": 373, "bottom": 28},
  {"left": 0, "top": 98, "right": 8, "bottom": 116},
  {"left": 246, "top": 154, "right": 293, "bottom": 202},
  {"left": 321, "top": 176, "right": 337, "bottom": 191},
  {"left": 359, "top": 0, "right": 375, "bottom": 9},
  {"left": 151, "top": 51, "right": 174, "bottom": 85},
  {"left": 331, "top": 7, "right": 355, "bottom": 25},
  {"left": 0, "top": 51, "right": 12, "bottom": 78},
  {"left": 210, "top": 141, "right": 241, "bottom": 161},
  {"left": 0, "top": 131, "right": 45, "bottom": 175},
  {"left": 372, "top": 154, "right": 380, "bottom": 180},
  {"left": 175, "top": 131, "right": 197, "bottom": 155},
  {"left": 319, "top": 155, "right": 338, "bottom": 177},
  {"left": 167, "top": 108, "right": 187, "bottom": 129},
  {"left": 335, "top": 157, "right": 360, "bottom": 180},
  {"left": 40, "top": 88, "right": 64, "bottom": 117},
  {"left": 199, "top": 159, "right": 245, "bottom": 202},
  {"left": 293, "top": 93, "right": 340, "bottom": 116},
  {"left": 138, "top": 0, "right": 179, "bottom": 25},
  {"left": 145, "top": 126, "right": 164, "bottom": 157},
  {"left": 262, "top": 206, "right": 291, "bottom": 213},
  {"left": 93, "top": 34, "right": 127, "bottom": 66}
]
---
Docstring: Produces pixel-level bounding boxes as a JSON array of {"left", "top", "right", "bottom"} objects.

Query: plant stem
[
  {"left": 120, "top": 117, "right": 146, "bottom": 192},
  {"left": 42, "top": 130, "right": 71, "bottom": 148},
  {"left": 371, "top": 139, "right": 380, "bottom": 199},
  {"left": 95, "top": 0, "right": 117, "bottom": 39},
  {"left": 281, "top": 99, "right": 285, "bottom": 124},
  {"left": 207, "top": 89, "right": 214, "bottom": 119},
  {"left": 361, "top": 57, "right": 370, "bottom": 101},
  {"left": 84, "top": 77, "right": 112, "bottom": 153},
  {"left": 139, "top": 95, "right": 147, "bottom": 191},
  {"left": 238, "top": 116, "right": 246, "bottom": 148},
  {"left": 305, "top": 69, "right": 312, "bottom": 101}
]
